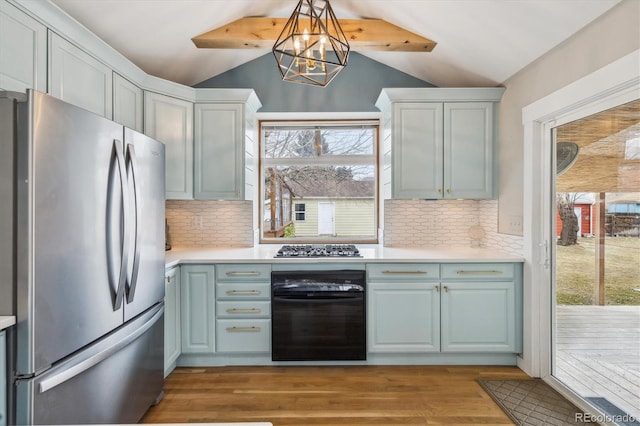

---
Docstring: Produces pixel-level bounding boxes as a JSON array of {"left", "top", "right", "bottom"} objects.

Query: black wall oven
[{"left": 271, "top": 270, "right": 366, "bottom": 361}]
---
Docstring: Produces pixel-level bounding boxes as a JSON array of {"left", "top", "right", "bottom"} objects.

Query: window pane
[
  {"left": 264, "top": 127, "right": 375, "bottom": 159},
  {"left": 261, "top": 122, "right": 377, "bottom": 242}
]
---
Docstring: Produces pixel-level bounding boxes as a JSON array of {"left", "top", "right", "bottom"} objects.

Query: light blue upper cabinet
[
  {"left": 444, "top": 102, "right": 494, "bottom": 199},
  {"left": 0, "top": 1, "right": 47, "bottom": 93},
  {"left": 376, "top": 88, "right": 504, "bottom": 200},
  {"left": 113, "top": 72, "right": 143, "bottom": 132},
  {"left": 144, "top": 91, "right": 194, "bottom": 200},
  {"left": 194, "top": 90, "right": 261, "bottom": 200},
  {"left": 48, "top": 31, "right": 113, "bottom": 118},
  {"left": 194, "top": 103, "right": 244, "bottom": 200},
  {"left": 392, "top": 102, "right": 444, "bottom": 198}
]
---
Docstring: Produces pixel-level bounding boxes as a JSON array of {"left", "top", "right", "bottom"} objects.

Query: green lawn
[{"left": 556, "top": 237, "right": 640, "bottom": 305}]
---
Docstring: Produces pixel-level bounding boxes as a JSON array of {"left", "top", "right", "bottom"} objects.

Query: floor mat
[
  {"left": 585, "top": 397, "right": 640, "bottom": 426},
  {"left": 477, "top": 379, "right": 598, "bottom": 425}
]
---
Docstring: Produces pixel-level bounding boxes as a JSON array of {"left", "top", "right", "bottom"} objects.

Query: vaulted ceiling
[{"left": 50, "top": 0, "right": 621, "bottom": 88}]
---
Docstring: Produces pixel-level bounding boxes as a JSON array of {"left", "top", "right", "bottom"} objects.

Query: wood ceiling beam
[{"left": 192, "top": 17, "right": 436, "bottom": 52}]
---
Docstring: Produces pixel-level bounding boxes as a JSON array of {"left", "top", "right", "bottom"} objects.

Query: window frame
[
  {"left": 259, "top": 119, "right": 380, "bottom": 244},
  {"left": 294, "top": 203, "right": 306, "bottom": 221}
]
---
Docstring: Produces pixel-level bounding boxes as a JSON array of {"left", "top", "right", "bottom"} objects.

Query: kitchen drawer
[
  {"left": 216, "top": 264, "right": 271, "bottom": 282},
  {"left": 367, "top": 263, "right": 440, "bottom": 281},
  {"left": 441, "top": 263, "right": 515, "bottom": 280},
  {"left": 216, "top": 319, "right": 270, "bottom": 353},
  {"left": 216, "top": 282, "right": 271, "bottom": 300},
  {"left": 216, "top": 301, "right": 271, "bottom": 318}
]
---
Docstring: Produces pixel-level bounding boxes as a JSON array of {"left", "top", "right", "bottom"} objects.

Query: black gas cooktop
[{"left": 274, "top": 244, "right": 361, "bottom": 258}]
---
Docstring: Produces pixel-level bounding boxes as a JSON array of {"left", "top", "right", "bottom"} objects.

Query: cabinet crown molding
[
  {"left": 376, "top": 87, "right": 505, "bottom": 108},
  {"left": 195, "top": 88, "right": 262, "bottom": 111}
]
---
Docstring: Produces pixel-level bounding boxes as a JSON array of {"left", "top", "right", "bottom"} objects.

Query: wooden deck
[{"left": 555, "top": 305, "right": 640, "bottom": 419}]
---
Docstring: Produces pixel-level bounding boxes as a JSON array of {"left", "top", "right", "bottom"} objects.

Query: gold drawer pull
[
  {"left": 226, "top": 290, "right": 261, "bottom": 295},
  {"left": 226, "top": 271, "right": 260, "bottom": 276},
  {"left": 226, "top": 326, "right": 261, "bottom": 332},
  {"left": 382, "top": 270, "right": 427, "bottom": 275},
  {"left": 226, "top": 308, "right": 261, "bottom": 314},
  {"left": 456, "top": 270, "right": 503, "bottom": 275}
]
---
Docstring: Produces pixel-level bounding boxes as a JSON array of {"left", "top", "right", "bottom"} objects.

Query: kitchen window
[{"left": 260, "top": 121, "right": 378, "bottom": 242}]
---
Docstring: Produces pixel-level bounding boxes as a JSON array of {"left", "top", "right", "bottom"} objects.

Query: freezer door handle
[
  {"left": 126, "top": 143, "right": 142, "bottom": 304},
  {"left": 113, "top": 140, "right": 130, "bottom": 311},
  {"left": 38, "top": 305, "right": 164, "bottom": 394}
]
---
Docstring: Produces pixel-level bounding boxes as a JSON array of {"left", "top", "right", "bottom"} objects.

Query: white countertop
[
  {"left": 0, "top": 315, "right": 16, "bottom": 331},
  {"left": 165, "top": 244, "right": 523, "bottom": 268}
]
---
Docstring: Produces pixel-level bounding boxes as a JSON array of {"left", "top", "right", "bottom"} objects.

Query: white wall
[{"left": 497, "top": 0, "right": 640, "bottom": 235}]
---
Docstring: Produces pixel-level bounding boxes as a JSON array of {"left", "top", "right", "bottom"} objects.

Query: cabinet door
[
  {"left": 0, "top": 1, "right": 47, "bottom": 92},
  {"left": 48, "top": 32, "right": 113, "bottom": 118},
  {"left": 216, "top": 319, "right": 270, "bottom": 353},
  {"left": 164, "top": 267, "right": 181, "bottom": 377},
  {"left": 113, "top": 73, "right": 143, "bottom": 132},
  {"left": 444, "top": 102, "right": 493, "bottom": 199},
  {"left": 440, "top": 281, "right": 515, "bottom": 352},
  {"left": 181, "top": 265, "right": 215, "bottom": 353},
  {"left": 392, "top": 102, "right": 443, "bottom": 199},
  {"left": 368, "top": 282, "right": 440, "bottom": 352},
  {"left": 144, "top": 91, "right": 193, "bottom": 199},
  {"left": 194, "top": 103, "right": 244, "bottom": 200},
  {"left": 0, "top": 330, "right": 5, "bottom": 426}
]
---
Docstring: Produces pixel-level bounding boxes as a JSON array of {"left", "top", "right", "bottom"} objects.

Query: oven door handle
[{"left": 273, "top": 294, "right": 363, "bottom": 302}]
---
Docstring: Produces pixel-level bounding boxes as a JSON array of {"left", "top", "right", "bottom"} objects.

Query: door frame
[{"left": 521, "top": 49, "right": 639, "bottom": 413}]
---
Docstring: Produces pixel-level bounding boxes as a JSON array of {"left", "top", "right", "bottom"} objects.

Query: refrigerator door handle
[
  {"left": 126, "top": 143, "right": 142, "bottom": 304},
  {"left": 37, "top": 305, "right": 164, "bottom": 394},
  {"left": 113, "top": 140, "right": 130, "bottom": 311}
]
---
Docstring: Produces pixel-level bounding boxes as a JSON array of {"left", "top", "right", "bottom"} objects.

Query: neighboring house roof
[{"left": 285, "top": 175, "right": 375, "bottom": 198}]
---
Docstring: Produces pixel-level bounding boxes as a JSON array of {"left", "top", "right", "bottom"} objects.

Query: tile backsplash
[
  {"left": 165, "top": 200, "right": 253, "bottom": 248},
  {"left": 165, "top": 198, "right": 524, "bottom": 256},
  {"left": 384, "top": 199, "right": 524, "bottom": 256}
]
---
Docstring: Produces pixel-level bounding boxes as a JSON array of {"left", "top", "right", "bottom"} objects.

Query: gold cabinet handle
[
  {"left": 444, "top": 285, "right": 449, "bottom": 292},
  {"left": 226, "top": 308, "right": 261, "bottom": 314},
  {"left": 226, "top": 290, "right": 261, "bottom": 295},
  {"left": 446, "top": 189, "right": 451, "bottom": 194},
  {"left": 437, "top": 189, "right": 442, "bottom": 194},
  {"left": 226, "top": 271, "right": 260, "bottom": 276},
  {"left": 435, "top": 285, "right": 440, "bottom": 293},
  {"left": 456, "top": 270, "right": 503, "bottom": 275},
  {"left": 226, "top": 326, "right": 261, "bottom": 332},
  {"left": 382, "top": 270, "right": 427, "bottom": 275}
]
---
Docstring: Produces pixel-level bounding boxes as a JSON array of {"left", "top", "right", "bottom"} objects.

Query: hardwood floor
[{"left": 142, "top": 365, "right": 529, "bottom": 425}]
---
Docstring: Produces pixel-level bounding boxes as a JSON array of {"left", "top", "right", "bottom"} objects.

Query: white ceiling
[{"left": 51, "top": 0, "right": 621, "bottom": 87}]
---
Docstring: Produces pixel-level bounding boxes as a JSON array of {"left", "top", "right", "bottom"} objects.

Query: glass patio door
[{"left": 551, "top": 100, "right": 640, "bottom": 423}]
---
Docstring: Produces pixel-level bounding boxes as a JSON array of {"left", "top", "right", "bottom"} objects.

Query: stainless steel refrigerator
[{"left": 0, "top": 90, "right": 166, "bottom": 425}]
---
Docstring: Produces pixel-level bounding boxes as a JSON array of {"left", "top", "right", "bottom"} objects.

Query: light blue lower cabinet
[
  {"left": 367, "top": 282, "right": 440, "bottom": 352},
  {"left": 440, "top": 282, "right": 516, "bottom": 352},
  {"left": 1, "top": 330, "right": 6, "bottom": 426},
  {"left": 164, "top": 266, "right": 181, "bottom": 377},
  {"left": 214, "top": 264, "right": 272, "bottom": 354},
  {"left": 180, "top": 265, "right": 216, "bottom": 354},
  {"left": 216, "top": 319, "right": 271, "bottom": 353},
  {"left": 174, "top": 261, "right": 522, "bottom": 366}
]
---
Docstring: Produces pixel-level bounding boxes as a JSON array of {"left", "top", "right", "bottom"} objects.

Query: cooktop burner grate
[{"left": 274, "top": 244, "right": 361, "bottom": 258}]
